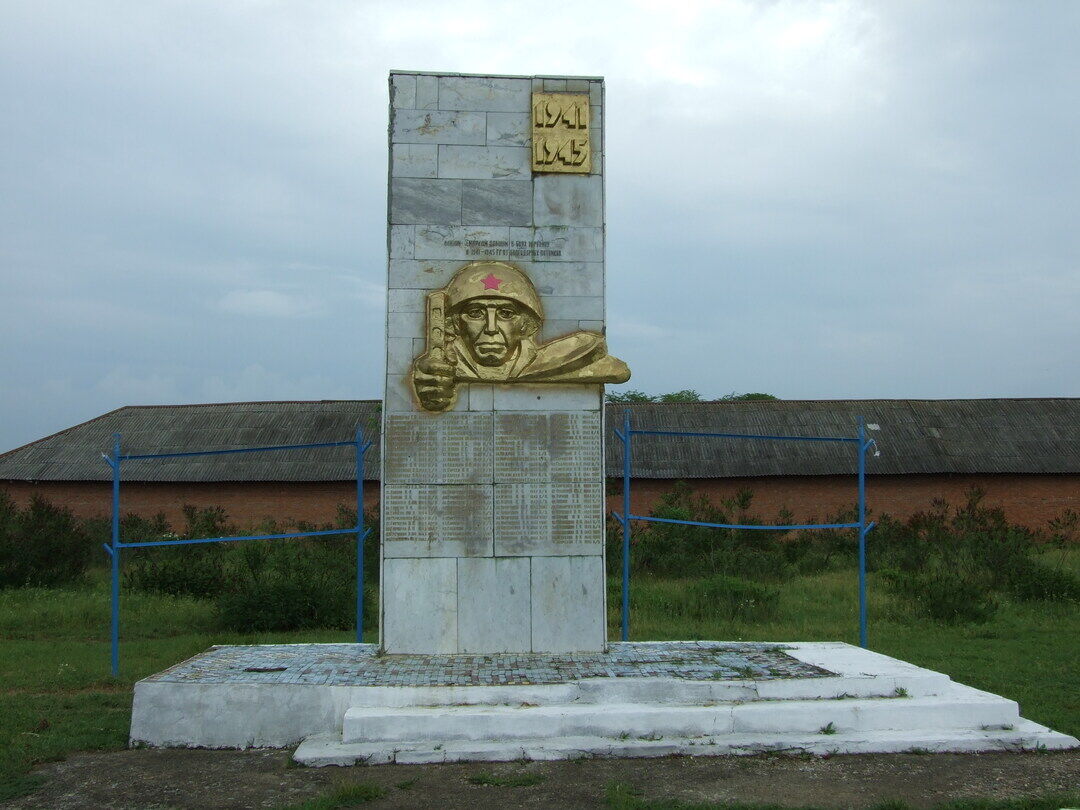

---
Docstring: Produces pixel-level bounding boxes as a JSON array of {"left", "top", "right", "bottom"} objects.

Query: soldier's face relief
[{"left": 457, "top": 297, "right": 529, "bottom": 366}]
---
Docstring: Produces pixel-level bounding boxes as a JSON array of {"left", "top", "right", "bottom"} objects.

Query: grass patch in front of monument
[
  {"left": 275, "top": 779, "right": 386, "bottom": 809},
  {"left": 603, "top": 781, "right": 1080, "bottom": 810}
]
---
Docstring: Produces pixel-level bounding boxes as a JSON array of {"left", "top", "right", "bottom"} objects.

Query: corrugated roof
[
  {"left": 0, "top": 401, "right": 381, "bottom": 483},
  {"left": 1, "top": 398, "right": 1077, "bottom": 482}
]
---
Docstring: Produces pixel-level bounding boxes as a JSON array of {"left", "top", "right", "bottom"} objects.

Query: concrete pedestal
[{"left": 125, "top": 641, "right": 1078, "bottom": 761}]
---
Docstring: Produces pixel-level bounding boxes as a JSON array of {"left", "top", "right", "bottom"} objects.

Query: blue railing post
[
  {"left": 355, "top": 428, "right": 365, "bottom": 644},
  {"left": 857, "top": 416, "right": 868, "bottom": 649},
  {"left": 110, "top": 432, "right": 121, "bottom": 677},
  {"left": 621, "top": 409, "right": 632, "bottom": 642}
]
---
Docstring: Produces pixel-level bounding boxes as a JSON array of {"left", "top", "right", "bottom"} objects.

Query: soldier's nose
[{"left": 484, "top": 307, "right": 498, "bottom": 332}]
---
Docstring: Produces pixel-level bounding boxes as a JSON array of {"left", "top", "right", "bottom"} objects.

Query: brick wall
[
  {"left": 603, "top": 474, "right": 1080, "bottom": 529},
  {"left": 0, "top": 480, "right": 378, "bottom": 529},
  {"left": 2, "top": 473, "right": 1077, "bottom": 530}
]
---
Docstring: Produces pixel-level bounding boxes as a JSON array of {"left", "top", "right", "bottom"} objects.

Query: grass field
[{"left": 1, "top": 551, "right": 1078, "bottom": 802}]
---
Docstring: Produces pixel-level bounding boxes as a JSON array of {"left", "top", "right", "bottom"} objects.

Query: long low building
[{"left": 1, "top": 399, "right": 1077, "bottom": 530}]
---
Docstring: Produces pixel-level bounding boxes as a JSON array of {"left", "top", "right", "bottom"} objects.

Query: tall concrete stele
[{"left": 381, "top": 72, "right": 629, "bottom": 654}]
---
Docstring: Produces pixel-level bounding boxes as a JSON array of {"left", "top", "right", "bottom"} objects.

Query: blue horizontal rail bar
[
  {"left": 121, "top": 440, "right": 367, "bottom": 461},
  {"left": 626, "top": 514, "right": 860, "bottom": 531},
  {"left": 118, "top": 526, "right": 368, "bottom": 549},
  {"left": 629, "top": 429, "right": 857, "bottom": 444}
]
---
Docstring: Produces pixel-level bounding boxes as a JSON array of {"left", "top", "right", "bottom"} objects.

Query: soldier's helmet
[{"left": 444, "top": 261, "right": 544, "bottom": 323}]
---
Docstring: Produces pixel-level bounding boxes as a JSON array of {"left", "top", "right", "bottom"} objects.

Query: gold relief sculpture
[
  {"left": 531, "top": 92, "right": 591, "bottom": 174},
  {"left": 411, "top": 261, "right": 630, "bottom": 412}
]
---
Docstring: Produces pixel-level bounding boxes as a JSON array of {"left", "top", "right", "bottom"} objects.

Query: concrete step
[
  {"left": 341, "top": 683, "right": 1019, "bottom": 744},
  {"left": 298, "top": 719, "right": 1079, "bottom": 767}
]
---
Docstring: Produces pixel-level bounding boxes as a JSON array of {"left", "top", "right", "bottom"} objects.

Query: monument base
[{"left": 128, "top": 642, "right": 1077, "bottom": 763}]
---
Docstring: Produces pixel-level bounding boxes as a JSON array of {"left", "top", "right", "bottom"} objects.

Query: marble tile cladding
[
  {"left": 542, "top": 295, "right": 604, "bottom": 321},
  {"left": 387, "top": 288, "right": 426, "bottom": 312},
  {"left": 391, "top": 74, "right": 416, "bottom": 109},
  {"left": 533, "top": 175, "right": 603, "bottom": 227},
  {"left": 492, "top": 384, "right": 601, "bottom": 411},
  {"left": 461, "top": 180, "right": 532, "bottom": 226},
  {"left": 389, "top": 225, "right": 414, "bottom": 259},
  {"left": 456, "top": 557, "right": 531, "bottom": 654},
  {"left": 389, "top": 259, "right": 471, "bottom": 291},
  {"left": 494, "top": 412, "right": 601, "bottom": 482},
  {"left": 390, "top": 178, "right": 462, "bottom": 225},
  {"left": 384, "top": 413, "right": 493, "bottom": 484},
  {"left": 531, "top": 556, "right": 605, "bottom": 653},
  {"left": 494, "top": 482, "right": 604, "bottom": 556},
  {"left": 391, "top": 144, "right": 438, "bottom": 178},
  {"left": 382, "top": 557, "right": 458, "bottom": 654},
  {"left": 393, "top": 109, "right": 486, "bottom": 145},
  {"left": 438, "top": 76, "right": 531, "bottom": 112},
  {"left": 518, "top": 262, "right": 604, "bottom": 297},
  {"left": 382, "top": 484, "right": 493, "bottom": 558},
  {"left": 486, "top": 112, "right": 530, "bottom": 147},
  {"left": 415, "top": 75, "right": 439, "bottom": 110},
  {"left": 437, "top": 145, "right": 530, "bottom": 180}
]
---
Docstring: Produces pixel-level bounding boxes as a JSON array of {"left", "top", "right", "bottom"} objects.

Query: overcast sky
[{"left": 2, "top": 1, "right": 1078, "bottom": 451}]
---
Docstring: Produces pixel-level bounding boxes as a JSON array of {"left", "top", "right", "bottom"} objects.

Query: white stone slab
[
  {"left": 390, "top": 178, "right": 462, "bottom": 225},
  {"left": 508, "top": 226, "right": 603, "bottom": 262},
  {"left": 391, "top": 144, "right": 438, "bottom": 178},
  {"left": 457, "top": 557, "right": 531, "bottom": 653},
  {"left": 382, "top": 484, "right": 493, "bottom": 558},
  {"left": 438, "top": 76, "right": 531, "bottom": 112},
  {"left": 461, "top": 180, "right": 532, "bottom": 225},
  {"left": 542, "top": 295, "right": 605, "bottom": 321},
  {"left": 382, "top": 558, "right": 458, "bottom": 654},
  {"left": 530, "top": 556, "right": 605, "bottom": 652},
  {"left": 534, "top": 175, "right": 604, "bottom": 227},
  {"left": 494, "top": 412, "right": 601, "bottom": 482},
  {"left": 519, "top": 262, "right": 605, "bottom": 297},
  {"left": 494, "top": 483, "right": 604, "bottom": 556},
  {"left": 539, "top": 319, "right": 579, "bottom": 342},
  {"left": 385, "top": 336, "right": 416, "bottom": 376},
  {"left": 386, "top": 309, "right": 424, "bottom": 338},
  {"left": 393, "top": 109, "right": 486, "bottom": 145},
  {"left": 298, "top": 721, "right": 1080, "bottom": 766},
  {"left": 437, "top": 145, "right": 531, "bottom": 180},
  {"left": 388, "top": 259, "right": 467, "bottom": 290},
  {"left": 390, "top": 74, "right": 416, "bottom": 109},
  {"left": 486, "top": 112, "right": 530, "bottom": 147},
  {"left": 492, "top": 384, "right": 601, "bottom": 411},
  {"left": 415, "top": 75, "right": 438, "bottom": 110},
  {"left": 387, "top": 288, "right": 426, "bottom": 313},
  {"left": 384, "top": 413, "right": 493, "bottom": 484},
  {"left": 389, "top": 225, "right": 413, "bottom": 259},
  {"left": 468, "top": 384, "right": 494, "bottom": 411}
]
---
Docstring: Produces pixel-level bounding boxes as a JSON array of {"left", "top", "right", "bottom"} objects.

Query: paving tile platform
[{"left": 144, "top": 641, "right": 834, "bottom": 687}]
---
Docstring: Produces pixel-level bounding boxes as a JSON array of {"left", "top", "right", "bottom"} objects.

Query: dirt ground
[{"left": 4, "top": 749, "right": 1079, "bottom": 810}]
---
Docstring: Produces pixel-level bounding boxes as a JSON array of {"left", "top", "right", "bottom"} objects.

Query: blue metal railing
[
  {"left": 101, "top": 430, "right": 374, "bottom": 676},
  {"left": 611, "top": 410, "right": 878, "bottom": 648}
]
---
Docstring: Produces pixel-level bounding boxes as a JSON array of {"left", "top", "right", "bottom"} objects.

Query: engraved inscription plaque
[
  {"left": 494, "top": 412, "right": 601, "bottom": 482},
  {"left": 494, "top": 482, "right": 604, "bottom": 556},
  {"left": 531, "top": 92, "right": 591, "bottom": 174},
  {"left": 384, "top": 413, "right": 493, "bottom": 484}
]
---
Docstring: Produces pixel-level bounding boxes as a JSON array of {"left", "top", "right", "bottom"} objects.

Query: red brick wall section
[
  {"left": 604, "top": 474, "right": 1080, "bottom": 529},
  {"left": 0, "top": 480, "right": 379, "bottom": 530},
  {"left": 2, "top": 474, "right": 1078, "bottom": 530}
]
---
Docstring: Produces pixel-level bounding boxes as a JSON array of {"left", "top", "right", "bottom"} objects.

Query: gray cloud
[{"left": 2, "top": 0, "right": 1077, "bottom": 451}]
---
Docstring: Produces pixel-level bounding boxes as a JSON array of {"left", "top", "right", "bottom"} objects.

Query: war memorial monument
[{"left": 127, "top": 72, "right": 1077, "bottom": 763}]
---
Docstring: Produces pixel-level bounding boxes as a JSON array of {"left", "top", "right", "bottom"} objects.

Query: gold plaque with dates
[{"left": 531, "top": 92, "right": 591, "bottom": 174}]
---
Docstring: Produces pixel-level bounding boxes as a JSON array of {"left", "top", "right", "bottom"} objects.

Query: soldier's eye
[
  {"left": 466, "top": 308, "right": 483, "bottom": 319},
  {"left": 498, "top": 308, "right": 515, "bottom": 319}
]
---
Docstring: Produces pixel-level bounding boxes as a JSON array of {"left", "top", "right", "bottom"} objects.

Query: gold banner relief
[{"left": 531, "top": 92, "right": 590, "bottom": 174}]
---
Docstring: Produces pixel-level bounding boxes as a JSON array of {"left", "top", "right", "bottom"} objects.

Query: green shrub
[
  {"left": 0, "top": 494, "right": 95, "bottom": 588},
  {"left": 122, "top": 507, "right": 232, "bottom": 599},
  {"left": 883, "top": 563, "right": 999, "bottom": 624}
]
